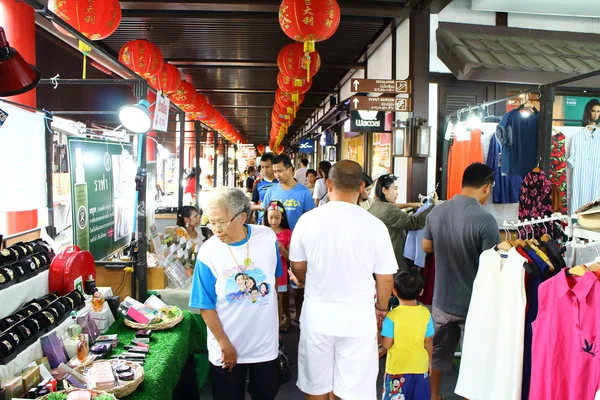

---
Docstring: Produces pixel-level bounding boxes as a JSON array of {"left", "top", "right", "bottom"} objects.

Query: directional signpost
[
  {"left": 350, "top": 96, "right": 412, "bottom": 112},
  {"left": 350, "top": 79, "right": 411, "bottom": 94}
]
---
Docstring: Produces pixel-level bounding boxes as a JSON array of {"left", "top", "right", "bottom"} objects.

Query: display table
[{"left": 105, "top": 310, "right": 208, "bottom": 399}]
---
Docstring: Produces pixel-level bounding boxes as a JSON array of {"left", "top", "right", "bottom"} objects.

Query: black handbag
[{"left": 277, "top": 344, "right": 291, "bottom": 384}]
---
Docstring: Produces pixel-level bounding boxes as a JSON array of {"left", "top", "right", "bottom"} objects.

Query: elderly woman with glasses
[
  {"left": 368, "top": 174, "right": 437, "bottom": 271},
  {"left": 189, "top": 187, "right": 283, "bottom": 400}
]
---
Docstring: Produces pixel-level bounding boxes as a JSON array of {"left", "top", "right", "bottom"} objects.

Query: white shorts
[{"left": 297, "top": 328, "right": 378, "bottom": 400}]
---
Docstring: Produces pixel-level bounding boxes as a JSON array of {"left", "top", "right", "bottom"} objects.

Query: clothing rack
[
  {"left": 503, "top": 214, "right": 571, "bottom": 229},
  {"left": 456, "top": 91, "right": 531, "bottom": 116}
]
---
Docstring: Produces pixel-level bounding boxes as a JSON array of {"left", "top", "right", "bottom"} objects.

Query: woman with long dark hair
[
  {"left": 184, "top": 167, "right": 202, "bottom": 202},
  {"left": 313, "top": 161, "right": 332, "bottom": 207},
  {"left": 175, "top": 205, "right": 205, "bottom": 273},
  {"left": 582, "top": 99, "right": 600, "bottom": 126},
  {"left": 368, "top": 174, "right": 435, "bottom": 271}
]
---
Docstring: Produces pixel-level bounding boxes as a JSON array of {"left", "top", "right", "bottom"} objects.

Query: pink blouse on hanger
[{"left": 530, "top": 270, "right": 600, "bottom": 400}]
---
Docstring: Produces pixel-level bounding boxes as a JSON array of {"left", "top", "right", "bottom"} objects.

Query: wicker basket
[
  {"left": 36, "top": 388, "right": 117, "bottom": 400},
  {"left": 123, "top": 309, "right": 183, "bottom": 331},
  {"left": 74, "top": 360, "right": 145, "bottom": 398}
]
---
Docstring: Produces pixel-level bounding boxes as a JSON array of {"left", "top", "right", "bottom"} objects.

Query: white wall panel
[
  {"left": 396, "top": 19, "right": 410, "bottom": 80},
  {"left": 367, "top": 34, "right": 392, "bottom": 79},
  {"left": 340, "top": 70, "right": 364, "bottom": 101}
]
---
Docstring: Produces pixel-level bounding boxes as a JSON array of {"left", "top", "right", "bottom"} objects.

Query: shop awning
[{"left": 437, "top": 23, "right": 600, "bottom": 86}]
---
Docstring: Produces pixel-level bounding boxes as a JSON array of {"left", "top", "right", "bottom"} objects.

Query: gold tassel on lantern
[
  {"left": 304, "top": 41, "right": 315, "bottom": 53},
  {"left": 304, "top": 52, "right": 311, "bottom": 82},
  {"left": 78, "top": 41, "right": 91, "bottom": 79}
]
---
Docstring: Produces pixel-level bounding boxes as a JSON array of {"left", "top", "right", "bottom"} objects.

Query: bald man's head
[{"left": 329, "top": 160, "right": 364, "bottom": 192}]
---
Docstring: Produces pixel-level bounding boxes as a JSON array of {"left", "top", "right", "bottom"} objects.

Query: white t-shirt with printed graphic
[{"left": 189, "top": 225, "right": 282, "bottom": 366}]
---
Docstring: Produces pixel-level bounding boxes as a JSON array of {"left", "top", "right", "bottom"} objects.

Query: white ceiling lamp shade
[{"left": 118, "top": 100, "right": 152, "bottom": 134}]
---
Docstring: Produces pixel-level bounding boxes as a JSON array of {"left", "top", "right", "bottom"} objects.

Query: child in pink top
[{"left": 264, "top": 201, "right": 293, "bottom": 332}]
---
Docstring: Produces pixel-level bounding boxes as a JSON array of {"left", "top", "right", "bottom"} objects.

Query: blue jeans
[{"left": 382, "top": 372, "right": 431, "bottom": 400}]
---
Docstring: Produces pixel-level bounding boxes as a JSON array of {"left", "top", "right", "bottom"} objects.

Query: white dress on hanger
[{"left": 455, "top": 247, "right": 527, "bottom": 400}]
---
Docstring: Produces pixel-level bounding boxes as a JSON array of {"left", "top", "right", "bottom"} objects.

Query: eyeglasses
[
  {"left": 207, "top": 211, "right": 243, "bottom": 232},
  {"left": 486, "top": 172, "right": 496, "bottom": 188}
]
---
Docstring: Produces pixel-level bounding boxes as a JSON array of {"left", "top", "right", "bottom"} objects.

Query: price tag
[{"left": 454, "top": 125, "right": 471, "bottom": 142}]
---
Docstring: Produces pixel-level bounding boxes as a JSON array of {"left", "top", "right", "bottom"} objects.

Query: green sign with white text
[
  {"left": 563, "top": 96, "right": 599, "bottom": 126},
  {"left": 68, "top": 137, "right": 135, "bottom": 260}
]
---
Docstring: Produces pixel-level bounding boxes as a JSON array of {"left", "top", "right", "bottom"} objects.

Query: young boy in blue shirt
[{"left": 380, "top": 270, "right": 434, "bottom": 400}]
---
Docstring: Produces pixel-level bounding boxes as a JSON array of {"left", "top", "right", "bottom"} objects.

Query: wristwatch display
[{"left": 0, "top": 335, "right": 14, "bottom": 357}]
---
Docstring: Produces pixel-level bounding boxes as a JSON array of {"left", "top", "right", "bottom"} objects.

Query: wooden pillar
[{"left": 407, "top": 10, "right": 430, "bottom": 201}]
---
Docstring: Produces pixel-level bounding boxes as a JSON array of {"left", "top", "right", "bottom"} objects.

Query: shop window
[{"left": 372, "top": 132, "right": 392, "bottom": 178}]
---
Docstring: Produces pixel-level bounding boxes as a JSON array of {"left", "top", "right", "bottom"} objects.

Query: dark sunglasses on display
[{"left": 379, "top": 174, "right": 398, "bottom": 185}]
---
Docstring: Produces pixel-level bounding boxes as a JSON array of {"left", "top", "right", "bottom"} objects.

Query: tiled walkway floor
[{"left": 198, "top": 321, "right": 460, "bottom": 399}]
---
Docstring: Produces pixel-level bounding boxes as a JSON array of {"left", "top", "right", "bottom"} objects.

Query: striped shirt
[{"left": 567, "top": 127, "right": 600, "bottom": 213}]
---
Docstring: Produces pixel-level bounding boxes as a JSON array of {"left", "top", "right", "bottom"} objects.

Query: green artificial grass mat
[{"left": 105, "top": 310, "right": 209, "bottom": 399}]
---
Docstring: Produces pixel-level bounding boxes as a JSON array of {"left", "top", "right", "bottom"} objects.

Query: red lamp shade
[
  {"left": 277, "top": 42, "right": 321, "bottom": 83},
  {"left": 119, "top": 39, "right": 164, "bottom": 79},
  {"left": 148, "top": 62, "right": 182, "bottom": 94},
  {"left": 49, "top": 0, "right": 122, "bottom": 40},
  {"left": 279, "top": 0, "right": 341, "bottom": 52},
  {"left": 0, "top": 28, "right": 41, "bottom": 97}
]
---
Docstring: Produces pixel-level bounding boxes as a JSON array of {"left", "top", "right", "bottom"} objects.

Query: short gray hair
[{"left": 203, "top": 187, "right": 251, "bottom": 218}]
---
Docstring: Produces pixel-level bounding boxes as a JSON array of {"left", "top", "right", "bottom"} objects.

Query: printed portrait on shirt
[{"left": 224, "top": 262, "right": 271, "bottom": 306}]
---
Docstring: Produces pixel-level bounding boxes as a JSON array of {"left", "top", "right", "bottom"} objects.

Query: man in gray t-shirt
[{"left": 422, "top": 162, "right": 500, "bottom": 400}]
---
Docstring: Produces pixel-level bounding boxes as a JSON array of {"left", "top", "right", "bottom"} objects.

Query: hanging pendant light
[
  {"left": 118, "top": 100, "right": 152, "bottom": 134},
  {"left": 0, "top": 28, "right": 41, "bottom": 97}
]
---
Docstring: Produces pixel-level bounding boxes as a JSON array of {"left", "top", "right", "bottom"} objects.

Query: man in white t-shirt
[
  {"left": 290, "top": 160, "right": 397, "bottom": 400},
  {"left": 294, "top": 158, "right": 309, "bottom": 185}
]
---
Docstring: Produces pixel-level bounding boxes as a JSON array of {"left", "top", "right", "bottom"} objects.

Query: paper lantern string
[{"left": 78, "top": 41, "right": 91, "bottom": 79}]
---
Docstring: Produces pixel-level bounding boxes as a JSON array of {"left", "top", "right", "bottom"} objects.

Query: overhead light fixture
[
  {"left": 466, "top": 113, "right": 481, "bottom": 128},
  {"left": 0, "top": 27, "right": 41, "bottom": 97},
  {"left": 118, "top": 100, "right": 152, "bottom": 134}
]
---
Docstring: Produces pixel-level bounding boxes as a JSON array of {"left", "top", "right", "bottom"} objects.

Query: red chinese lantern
[
  {"left": 276, "top": 89, "right": 304, "bottom": 108},
  {"left": 279, "top": 0, "right": 340, "bottom": 51},
  {"left": 276, "top": 145, "right": 285, "bottom": 154},
  {"left": 170, "top": 81, "right": 197, "bottom": 106},
  {"left": 277, "top": 43, "right": 321, "bottom": 83},
  {"left": 274, "top": 103, "right": 295, "bottom": 120},
  {"left": 195, "top": 104, "right": 215, "bottom": 121},
  {"left": 277, "top": 73, "right": 312, "bottom": 104},
  {"left": 256, "top": 144, "right": 266, "bottom": 155},
  {"left": 119, "top": 40, "right": 163, "bottom": 79},
  {"left": 181, "top": 93, "right": 208, "bottom": 114},
  {"left": 148, "top": 62, "right": 182, "bottom": 94},
  {"left": 49, "top": 0, "right": 122, "bottom": 40}
]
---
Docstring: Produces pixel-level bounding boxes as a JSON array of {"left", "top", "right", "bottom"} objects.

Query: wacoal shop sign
[
  {"left": 350, "top": 110, "right": 388, "bottom": 133},
  {"left": 355, "top": 119, "right": 382, "bottom": 127}
]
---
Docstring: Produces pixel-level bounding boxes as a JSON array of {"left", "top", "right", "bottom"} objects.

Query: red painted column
[
  {"left": 0, "top": 0, "right": 39, "bottom": 235},
  {"left": 146, "top": 90, "right": 157, "bottom": 161}
]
